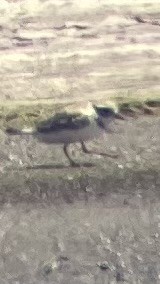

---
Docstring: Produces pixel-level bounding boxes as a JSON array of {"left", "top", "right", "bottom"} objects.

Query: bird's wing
[{"left": 37, "top": 112, "right": 90, "bottom": 133}]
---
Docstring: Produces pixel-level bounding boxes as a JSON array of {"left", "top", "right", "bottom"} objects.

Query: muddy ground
[
  {"left": 0, "top": 115, "right": 160, "bottom": 284},
  {"left": 0, "top": 0, "right": 160, "bottom": 283}
]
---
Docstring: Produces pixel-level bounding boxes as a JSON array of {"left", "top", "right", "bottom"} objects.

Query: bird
[{"left": 5, "top": 103, "right": 125, "bottom": 167}]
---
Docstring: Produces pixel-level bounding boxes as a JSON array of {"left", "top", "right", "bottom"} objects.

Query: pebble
[{"left": 97, "top": 261, "right": 110, "bottom": 270}]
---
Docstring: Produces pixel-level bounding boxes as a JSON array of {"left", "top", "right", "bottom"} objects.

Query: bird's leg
[
  {"left": 81, "top": 141, "right": 92, "bottom": 154},
  {"left": 81, "top": 141, "right": 118, "bottom": 159},
  {"left": 63, "top": 144, "right": 80, "bottom": 167}
]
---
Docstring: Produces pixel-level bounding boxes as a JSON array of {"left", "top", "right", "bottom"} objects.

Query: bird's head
[{"left": 92, "top": 105, "right": 125, "bottom": 130}]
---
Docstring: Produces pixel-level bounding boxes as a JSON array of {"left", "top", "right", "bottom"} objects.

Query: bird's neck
[
  {"left": 95, "top": 117, "right": 105, "bottom": 129},
  {"left": 95, "top": 116, "right": 114, "bottom": 130}
]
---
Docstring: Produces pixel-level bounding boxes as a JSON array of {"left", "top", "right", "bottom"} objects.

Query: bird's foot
[
  {"left": 70, "top": 161, "right": 94, "bottom": 167},
  {"left": 87, "top": 151, "right": 119, "bottom": 159},
  {"left": 70, "top": 161, "right": 81, "bottom": 167},
  {"left": 81, "top": 142, "right": 119, "bottom": 159},
  {"left": 99, "top": 153, "right": 119, "bottom": 159}
]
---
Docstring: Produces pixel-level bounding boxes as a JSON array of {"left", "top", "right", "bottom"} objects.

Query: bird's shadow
[{"left": 25, "top": 162, "right": 94, "bottom": 170}]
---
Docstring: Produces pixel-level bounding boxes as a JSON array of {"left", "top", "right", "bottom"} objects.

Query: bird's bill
[{"left": 114, "top": 113, "right": 126, "bottom": 120}]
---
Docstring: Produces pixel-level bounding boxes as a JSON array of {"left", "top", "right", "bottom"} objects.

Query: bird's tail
[{"left": 5, "top": 127, "right": 35, "bottom": 135}]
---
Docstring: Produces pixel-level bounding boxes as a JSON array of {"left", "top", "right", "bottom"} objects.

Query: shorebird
[{"left": 5, "top": 104, "right": 124, "bottom": 167}]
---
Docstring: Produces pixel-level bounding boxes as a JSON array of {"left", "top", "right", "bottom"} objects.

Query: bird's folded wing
[{"left": 37, "top": 113, "right": 90, "bottom": 133}]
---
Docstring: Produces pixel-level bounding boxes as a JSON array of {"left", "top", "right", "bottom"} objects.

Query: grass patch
[{"left": 0, "top": 93, "right": 160, "bottom": 131}]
